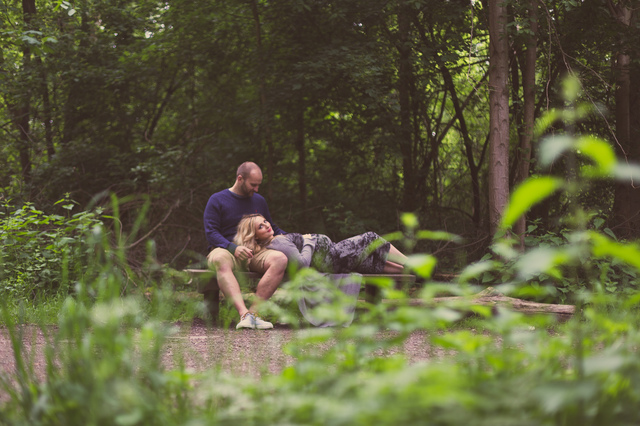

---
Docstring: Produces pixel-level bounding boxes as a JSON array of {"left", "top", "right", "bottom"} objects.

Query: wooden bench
[{"left": 184, "top": 269, "right": 416, "bottom": 324}]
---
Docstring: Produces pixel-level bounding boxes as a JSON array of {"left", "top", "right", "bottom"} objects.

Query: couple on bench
[{"left": 204, "top": 161, "right": 408, "bottom": 329}]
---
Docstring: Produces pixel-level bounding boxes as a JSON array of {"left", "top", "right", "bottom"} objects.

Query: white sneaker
[{"left": 236, "top": 312, "right": 274, "bottom": 330}]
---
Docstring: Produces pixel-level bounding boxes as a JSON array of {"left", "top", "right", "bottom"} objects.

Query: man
[{"left": 204, "top": 162, "right": 288, "bottom": 329}]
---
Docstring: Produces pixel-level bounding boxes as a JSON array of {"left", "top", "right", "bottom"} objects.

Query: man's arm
[{"left": 203, "top": 194, "right": 237, "bottom": 253}]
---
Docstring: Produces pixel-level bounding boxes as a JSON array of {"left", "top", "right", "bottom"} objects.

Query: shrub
[{"left": 0, "top": 197, "right": 104, "bottom": 300}]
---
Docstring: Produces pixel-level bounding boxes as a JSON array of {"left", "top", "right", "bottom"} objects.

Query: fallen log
[{"left": 383, "top": 287, "right": 575, "bottom": 321}]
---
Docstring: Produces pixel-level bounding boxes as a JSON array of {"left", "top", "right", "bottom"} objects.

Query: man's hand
[{"left": 234, "top": 245, "right": 254, "bottom": 261}]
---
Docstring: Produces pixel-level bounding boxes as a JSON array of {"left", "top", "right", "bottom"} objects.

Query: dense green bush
[
  {"left": 477, "top": 220, "right": 640, "bottom": 303},
  {"left": 0, "top": 197, "right": 104, "bottom": 300}
]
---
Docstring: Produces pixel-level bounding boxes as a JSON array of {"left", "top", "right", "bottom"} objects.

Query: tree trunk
[
  {"left": 397, "top": 1, "right": 416, "bottom": 212},
  {"left": 14, "top": 0, "right": 37, "bottom": 184},
  {"left": 513, "top": 0, "right": 537, "bottom": 245},
  {"left": 439, "top": 58, "right": 482, "bottom": 228},
  {"left": 250, "top": 0, "right": 274, "bottom": 201},
  {"left": 295, "top": 105, "right": 307, "bottom": 211},
  {"left": 38, "top": 56, "right": 55, "bottom": 161},
  {"left": 62, "top": 12, "right": 93, "bottom": 145},
  {"left": 608, "top": 1, "right": 640, "bottom": 238},
  {"left": 487, "top": 0, "right": 510, "bottom": 235}
]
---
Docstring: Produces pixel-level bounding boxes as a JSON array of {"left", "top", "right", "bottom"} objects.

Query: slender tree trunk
[
  {"left": 513, "top": 0, "right": 537, "bottom": 245},
  {"left": 397, "top": 1, "right": 416, "bottom": 212},
  {"left": 607, "top": 1, "right": 640, "bottom": 238},
  {"left": 488, "top": 0, "right": 510, "bottom": 235},
  {"left": 438, "top": 57, "right": 482, "bottom": 227},
  {"left": 295, "top": 105, "right": 307, "bottom": 211},
  {"left": 13, "top": 0, "right": 37, "bottom": 184},
  {"left": 250, "top": 0, "right": 274, "bottom": 201},
  {"left": 62, "top": 12, "right": 92, "bottom": 145},
  {"left": 145, "top": 69, "right": 180, "bottom": 141},
  {"left": 38, "top": 56, "right": 55, "bottom": 161}
]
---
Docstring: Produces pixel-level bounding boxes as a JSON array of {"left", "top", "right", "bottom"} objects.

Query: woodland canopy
[{"left": 2, "top": 0, "right": 639, "bottom": 272}]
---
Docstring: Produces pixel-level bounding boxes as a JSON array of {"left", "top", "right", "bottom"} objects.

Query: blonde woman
[
  {"left": 233, "top": 214, "right": 407, "bottom": 275},
  {"left": 234, "top": 214, "right": 409, "bottom": 327}
]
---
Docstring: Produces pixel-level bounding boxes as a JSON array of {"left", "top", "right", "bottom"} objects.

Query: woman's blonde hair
[{"left": 233, "top": 214, "right": 268, "bottom": 253}]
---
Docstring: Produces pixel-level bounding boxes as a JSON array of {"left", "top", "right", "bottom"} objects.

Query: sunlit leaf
[
  {"left": 576, "top": 135, "right": 616, "bottom": 177},
  {"left": 612, "top": 162, "right": 640, "bottom": 183},
  {"left": 458, "top": 260, "right": 498, "bottom": 284},
  {"left": 401, "top": 212, "right": 419, "bottom": 229},
  {"left": 562, "top": 74, "right": 581, "bottom": 103},
  {"left": 534, "top": 109, "right": 561, "bottom": 138},
  {"left": 501, "top": 176, "right": 563, "bottom": 229},
  {"left": 538, "top": 136, "right": 574, "bottom": 167},
  {"left": 405, "top": 253, "right": 437, "bottom": 278},
  {"left": 514, "top": 247, "right": 569, "bottom": 281},
  {"left": 589, "top": 231, "right": 640, "bottom": 270},
  {"left": 415, "top": 229, "right": 463, "bottom": 243}
]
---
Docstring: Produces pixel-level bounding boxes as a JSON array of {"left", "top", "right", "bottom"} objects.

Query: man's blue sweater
[{"left": 203, "top": 189, "right": 285, "bottom": 253}]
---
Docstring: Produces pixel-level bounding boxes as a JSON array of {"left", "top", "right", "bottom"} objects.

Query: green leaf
[
  {"left": 603, "top": 228, "right": 616, "bottom": 240},
  {"left": 612, "top": 162, "right": 640, "bottom": 183},
  {"left": 562, "top": 74, "right": 581, "bottom": 103},
  {"left": 590, "top": 232, "right": 640, "bottom": 271},
  {"left": 415, "top": 230, "right": 462, "bottom": 243},
  {"left": 515, "top": 247, "right": 569, "bottom": 281},
  {"left": 21, "top": 36, "right": 39, "bottom": 45},
  {"left": 401, "top": 212, "right": 419, "bottom": 229},
  {"left": 458, "top": 260, "right": 497, "bottom": 284},
  {"left": 534, "top": 109, "right": 561, "bottom": 138},
  {"left": 538, "top": 136, "right": 574, "bottom": 167},
  {"left": 501, "top": 176, "right": 563, "bottom": 229},
  {"left": 405, "top": 254, "right": 437, "bottom": 278},
  {"left": 576, "top": 136, "right": 616, "bottom": 177}
]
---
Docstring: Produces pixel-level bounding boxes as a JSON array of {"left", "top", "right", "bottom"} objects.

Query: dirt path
[{"left": 0, "top": 320, "right": 441, "bottom": 382}]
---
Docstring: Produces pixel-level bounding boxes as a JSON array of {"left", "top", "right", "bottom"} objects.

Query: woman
[
  {"left": 233, "top": 214, "right": 408, "bottom": 275},
  {"left": 234, "top": 214, "right": 408, "bottom": 327}
]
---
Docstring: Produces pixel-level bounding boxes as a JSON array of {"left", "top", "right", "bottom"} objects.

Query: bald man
[{"left": 204, "top": 162, "right": 288, "bottom": 329}]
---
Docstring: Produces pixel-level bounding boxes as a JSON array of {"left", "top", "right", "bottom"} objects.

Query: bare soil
[{"left": 0, "top": 319, "right": 443, "bottom": 384}]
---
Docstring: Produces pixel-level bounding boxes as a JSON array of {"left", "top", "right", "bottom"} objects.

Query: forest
[
  {"left": 3, "top": 0, "right": 640, "bottom": 424},
  {"left": 2, "top": 0, "right": 639, "bottom": 273}
]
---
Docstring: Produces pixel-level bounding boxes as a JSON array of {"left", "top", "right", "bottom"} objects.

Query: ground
[{"left": 0, "top": 319, "right": 443, "bottom": 386}]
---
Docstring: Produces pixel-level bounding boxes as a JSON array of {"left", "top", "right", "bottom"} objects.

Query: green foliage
[
  {"left": 0, "top": 197, "right": 104, "bottom": 301},
  {"left": 476, "top": 221, "right": 640, "bottom": 303},
  {"left": 480, "top": 91, "right": 640, "bottom": 303},
  {"left": 4, "top": 161, "right": 640, "bottom": 424}
]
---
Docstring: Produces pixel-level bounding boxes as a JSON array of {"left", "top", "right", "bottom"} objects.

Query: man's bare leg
[
  {"left": 249, "top": 250, "right": 288, "bottom": 312},
  {"left": 208, "top": 249, "right": 249, "bottom": 317}
]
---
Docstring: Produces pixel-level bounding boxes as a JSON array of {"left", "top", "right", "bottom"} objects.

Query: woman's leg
[
  {"left": 382, "top": 260, "right": 405, "bottom": 274},
  {"left": 387, "top": 244, "right": 408, "bottom": 266}
]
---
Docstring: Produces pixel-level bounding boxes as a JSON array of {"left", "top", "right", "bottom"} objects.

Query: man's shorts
[{"left": 206, "top": 247, "right": 276, "bottom": 273}]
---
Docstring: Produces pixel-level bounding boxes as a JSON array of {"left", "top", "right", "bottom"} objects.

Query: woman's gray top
[
  {"left": 266, "top": 234, "right": 318, "bottom": 268},
  {"left": 266, "top": 232, "right": 390, "bottom": 274}
]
